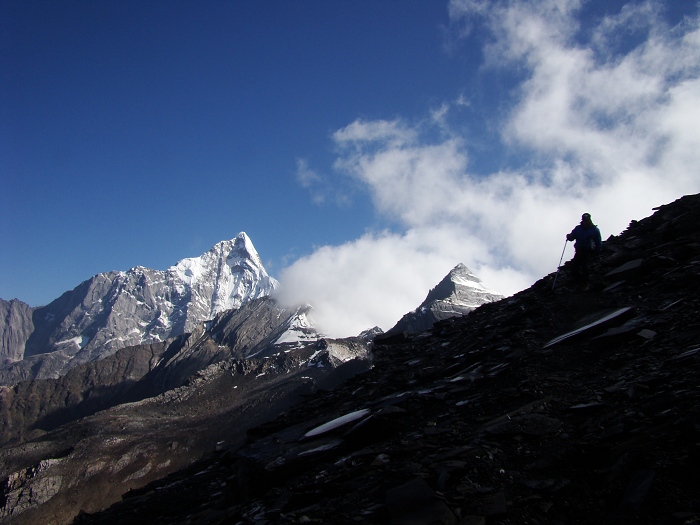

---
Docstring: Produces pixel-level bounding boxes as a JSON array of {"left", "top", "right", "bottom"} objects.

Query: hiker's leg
[
  {"left": 570, "top": 251, "right": 582, "bottom": 280},
  {"left": 579, "top": 251, "right": 591, "bottom": 287}
]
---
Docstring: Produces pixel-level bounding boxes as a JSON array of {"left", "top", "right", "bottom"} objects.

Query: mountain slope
[
  {"left": 386, "top": 263, "right": 503, "bottom": 335},
  {"left": 0, "top": 296, "right": 331, "bottom": 448},
  {"left": 69, "top": 193, "right": 700, "bottom": 525},
  {"left": 0, "top": 295, "right": 373, "bottom": 524},
  {"left": 0, "top": 233, "right": 277, "bottom": 385}
]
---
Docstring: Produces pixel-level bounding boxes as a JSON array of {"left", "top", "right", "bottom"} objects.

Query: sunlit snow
[
  {"left": 56, "top": 335, "right": 90, "bottom": 350},
  {"left": 274, "top": 309, "right": 318, "bottom": 344}
]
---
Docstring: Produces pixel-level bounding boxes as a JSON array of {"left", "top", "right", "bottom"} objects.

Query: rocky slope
[
  {"left": 0, "top": 233, "right": 278, "bottom": 385},
  {"left": 0, "top": 295, "right": 373, "bottom": 524},
  {"left": 69, "top": 193, "right": 700, "bottom": 525},
  {"left": 0, "top": 296, "right": 350, "bottom": 448},
  {"left": 387, "top": 263, "right": 504, "bottom": 335}
]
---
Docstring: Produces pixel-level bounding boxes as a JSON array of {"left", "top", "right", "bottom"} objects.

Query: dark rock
[
  {"left": 484, "top": 414, "right": 563, "bottom": 436},
  {"left": 479, "top": 491, "right": 508, "bottom": 517},
  {"left": 543, "top": 307, "right": 635, "bottom": 347},
  {"left": 605, "top": 259, "right": 645, "bottom": 279},
  {"left": 618, "top": 469, "right": 655, "bottom": 511},
  {"left": 385, "top": 477, "right": 457, "bottom": 525}
]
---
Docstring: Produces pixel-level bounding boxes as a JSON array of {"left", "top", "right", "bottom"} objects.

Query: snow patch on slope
[{"left": 274, "top": 306, "right": 319, "bottom": 344}]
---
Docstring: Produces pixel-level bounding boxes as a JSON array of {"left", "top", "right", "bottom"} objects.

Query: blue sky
[{"left": 2, "top": 0, "right": 699, "bottom": 336}]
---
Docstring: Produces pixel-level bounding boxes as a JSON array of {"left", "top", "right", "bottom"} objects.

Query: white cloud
[
  {"left": 332, "top": 118, "right": 418, "bottom": 148},
  {"left": 279, "top": 0, "right": 700, "bottom": 338},
  {"left": 296, "top": 158, "right": 325, "bottom": 205},
  {"left": 295, "top": 157, "right": 354, "bottom": 207},
  {"left": 296, "top": 158, "right": 321, "bottom": 188}
]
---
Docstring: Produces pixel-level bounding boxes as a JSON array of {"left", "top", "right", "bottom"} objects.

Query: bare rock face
[
  {"left": 0, "top": 233, "right": 278, "bottom": 385},
  {"left": 386, "top": 263, "right": 504, "bottom": 335},
  {"left": 0, "top": 300, "right": 34, "bottom": 364},
  {"left": 0, "top": 339, "right": 177, "bottom": 447},
  {"left": 1, "top": 458, "right": 63, "bottom": 521}
]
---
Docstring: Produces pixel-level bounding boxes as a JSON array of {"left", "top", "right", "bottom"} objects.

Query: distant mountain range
[
  {"left": 68, "top": 192, "right": 697, "bottom": 525},
  {"left": 0, "top": 234, "right": 502, "bottom": 386},
  {"left": 0, "top": 233, "right": 278, "bottom": 384}
]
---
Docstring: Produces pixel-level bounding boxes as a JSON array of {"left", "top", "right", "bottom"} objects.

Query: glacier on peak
[{"left": 448, "top": 263, "right": 498, "bottom": 292}]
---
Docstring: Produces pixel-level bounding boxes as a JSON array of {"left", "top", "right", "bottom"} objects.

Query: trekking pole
[{"left": 551, "top": 240, "right": 568, "bottom": 291}]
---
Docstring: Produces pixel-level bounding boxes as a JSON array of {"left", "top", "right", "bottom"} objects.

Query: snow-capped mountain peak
[
  {"left": 449, "top": 263, "right": 492, "bottom": 290},
  {"left": 171, "top": 233, "right": 278, "bottom": 317},
  {"left": 4, "top": 233, "right": 279, "bottom": 380},
  {"left": 422, "top": 263, "right": 499, "bottom": 306},
  {"left": 386, "top": 263, "right": 504, "bottom": 335},
  {"left": 227, "top": 232, "right": 263, "bottom": 268}
]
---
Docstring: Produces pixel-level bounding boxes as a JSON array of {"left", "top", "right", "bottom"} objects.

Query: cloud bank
[{"left": 277, "top": 0, "right": 700, "bottom": 337}]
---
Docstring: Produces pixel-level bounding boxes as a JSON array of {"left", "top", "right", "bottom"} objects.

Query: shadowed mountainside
[
  {"left": 70, "top": 193, "right": 700, "bottom": 525},
  {"left": 0, "top": 297, "right": 373, "bottom": 524}
]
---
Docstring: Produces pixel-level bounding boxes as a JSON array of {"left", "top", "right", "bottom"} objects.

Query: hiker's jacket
[{"left": 567, "top": 224, "right": 602, "bottom": 252}]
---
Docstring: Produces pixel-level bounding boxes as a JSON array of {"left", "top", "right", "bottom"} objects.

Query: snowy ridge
[
  {"left": 451, "top": 270, "right": 500, "bottom": 294},
  {"left": 171, "top": 233, "right": 278, "bottom": 318},
  {"left": 421, "top": 263, "right": 501, "bottom": 306}
]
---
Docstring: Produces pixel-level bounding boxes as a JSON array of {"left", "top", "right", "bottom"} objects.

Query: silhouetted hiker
[{"left": 566, "top": 212, "right": 602, "bottom": 289}]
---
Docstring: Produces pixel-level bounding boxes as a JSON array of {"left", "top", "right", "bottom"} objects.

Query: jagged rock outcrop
[
  {"left": 0, "top": 233, "right": 278, "bottom": 385},
  {"left": 386, "top": 263, "right": 503, "bottom": 335},
  {"left": 70, "top": 193, "right": 700, "bottom": 525},
  {"left": 1, "top": 457, "right": 65, "bottom": 521}
]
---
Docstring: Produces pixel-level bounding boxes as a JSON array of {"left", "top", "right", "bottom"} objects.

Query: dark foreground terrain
[{"left": 70, "top": 194, "right": 700, "bottom": 523}]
